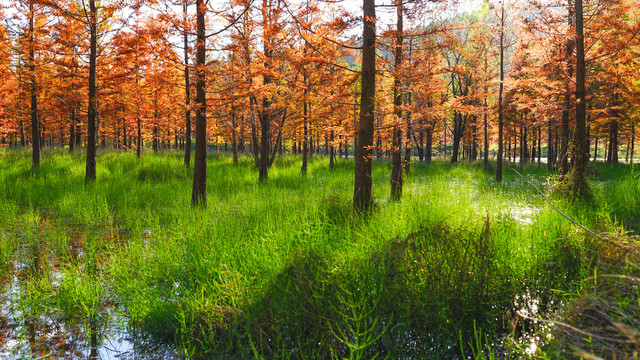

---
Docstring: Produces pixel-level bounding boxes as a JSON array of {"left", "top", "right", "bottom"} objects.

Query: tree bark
[
  {"left": 353, "top": 0, "right": 376, "bottom": 212},
  {"left": 426, "top": 128, "right": 432, "bottom": 162},
  {"left": 403, "top": 39, "right": 413, "bottom": 174},
  {"left": 183, "top": 0, "right": 192, "bottom": 167},
  {"left": 329, "top": 130, "right": 335, "bottom": 169},
  {"left": 259, "top": 0, "right": 273, "bottom": 183},
  {"left": 608, "top": 116, "right": 618, "bottom": 165},
  {"left": 571, "top": 0, "right": 589, "bottom": 198},
  {"left": 483, "top": 46, "right": 489, "bottom": 168},
  {"left": 69, "top": 109, "right": 75, "bottom": 152},
  {"left": 191, "top": 0, "right": 207, "bottom": 206},
  {"left": 29, "top": 0, "right": 40, "bottom": 169},
  {"left": 496, "top": 4, "right": 505, "bottom": 182},
  {"left": 631, "top": 123, "right": 635, "bottom": 162},
  {"left": 301, "top": 73, "right": 309, "bottom": 174},
  {"left": 390, "top": 0, "right": 403, "bottom": 201},
  {"left": 537, "top": 126, "right": 542, "bottom": 163},
  {"left": 85, "top": 0, "right": 98, "bottom": 183},
  {"left": 153, "top": 97, "right": 159, "bottom": 153},
  {"left": 559, "top": 0, "right": 575, "bottom": 177},
  {"left": 471, "top": 115, "right": 478, "bottom": 161},
  {"left": 232, "top": 107, "right": 238, "bottom": 165}
]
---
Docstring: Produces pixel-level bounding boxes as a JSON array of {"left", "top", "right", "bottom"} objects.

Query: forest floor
[{"left": 0, "top": 148, "right": 638, "bottom": 359}]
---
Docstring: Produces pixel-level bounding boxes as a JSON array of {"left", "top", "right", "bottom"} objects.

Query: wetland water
[
  {"left": 0, "top": 213, "right": 177, "bottom": 359},
  {"left": 0, "top": 180, "right": 548, "bottom": 359}
]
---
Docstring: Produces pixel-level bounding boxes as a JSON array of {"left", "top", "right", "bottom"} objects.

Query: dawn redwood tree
[
  {"left": 10, "top": 0, "right": 45, "bottom": 166},
  {"left": 0, "top": 20, "right": 19, "bottom": 144},
  {"left": 258, "top": 0, "right": 272, "bottom": 182},
  {"left": 50, "top": 16, "right": 84, "bottom": 151},
  {"left": 85, "top": 0, "right": 98, "bottom": 182},
  {"left": 353, "top": 0, "right": 376, "bottom": 212},
  {"left": 571, "top": 0, "right": 588, "bottom": 198},
  {"left": 559, "top": 0, "right": 574, "bottom": 177},
  {"left": 191, "top": 0, "right": 206, "bottom": 206},
  {"left": 183, "top": 0, "right": 192, "bottom": 167},
  {"left": 390, "top": 0, "right": 403, "bottom": 201},
  {"left": 43, "top": 0, "right": 123, "bottom": 181},
  {"left": 28, "top": 0, "right": 40, "bottom": 168},
  {"left": 256, "top": 0, "right": 287, "bottom": 182},
  {"left": 496, "top": 1, "right": 506, "bottom": 182}
]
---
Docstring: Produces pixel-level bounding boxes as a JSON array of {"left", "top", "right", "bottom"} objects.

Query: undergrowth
[{"left": 0, "top": 147, "right": 638, "bottom": 359}]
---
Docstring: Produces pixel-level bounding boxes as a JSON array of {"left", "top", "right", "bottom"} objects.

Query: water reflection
[{"left": 0, "top": 213, "right": 178, "bottom": 360}]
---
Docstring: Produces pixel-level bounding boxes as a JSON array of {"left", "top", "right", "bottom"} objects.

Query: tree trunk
[
  {"left": 69, "top": 109, "right": 75, "bottom": 152},
  {"left": 301, "top": 77, "right": 309, "bottom": 174},
  {"left": 451, "top": 112, "right": 463, "bottom": 163},
  {"left": 537, "top": 127, "right": 542, "bottom": 163},
  {"left": 483, "top": 47, "right": 489, "bottom": 168},
  {"left": 329, "top": 130, "right": 335, "bottom": 169},
  {"left": 20, "top": 118, "right": 25, "bottom": 147},
  {"left": 232, "top": 107, "right": 238, "bottom": 165},
  {"left": 183, "top": 0, "right": 192, "bottom": 167},
  {"left": 390, "top": 0, "right": 403, "bottom": 201},
  {"left": 571, "top": 0, "right": 589, "bottom": 198},
  {"left": 136, "top": 51, "right": 142, "bottom": 158},
  {"left": 443, "top": 118, "right": 447, "bottom": 158},
  {"left": 520, "top": 124, "right": 527, "bottom": 166},
  {"left": 631, "top": 123, "right": 635, "bottom": 162},
  {"left": 268, "top": 110, "right": 286, "bottom": 167},
  {"left": 122, "top": 113, "right": 128, "bottom": 150},
  {"left": 153, "top": 99, "right": 159, "bottom": 153},
  {"left": 259, "top": 103, "right": 270, "bottom": 181},
  {"left": 250, "top": 117, "right": 259, "bottom": 166},
  {"left": 608, "top": 116, "right": 618, "bottom": 165},
  {"left": 531, "top": 127, "right": 536, "bottom": 162},
  {"left": 191, "top": 0, "right": 207, "bottom": 206},
  {"left": 403, "top": 39, "right": 413, "bottom": 174},
  {"left": 85, "top": 0, "right": 98, "bottom": 183},
  {"left": 29, "top": 0, "right": 40, "bottom": 168},
  {"left": 484, "top": 98, "right": 489, "bottom": 168},
  {"left": 404, "top": 96, "right": 412, "bottom": 173},
  {"left": 560, "top": 0, "right": 575, "bottom": 177},
  {"left": 353, "top": 0, "right": 376, "bottom": 212},
  {"left": 471, "top": 115, "right": 478, "bottom": 161},
  {"left": 418, "top": 127, "right": 424, "bottom": 162},
  {"left": 496, "top": 4, "right": 505, "bottom": 182}
]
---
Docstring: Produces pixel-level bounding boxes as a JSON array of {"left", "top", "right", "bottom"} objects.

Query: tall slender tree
[
  {"left": 85, "top": 0, "right": 98, "bottom": 182},
  {"left": 559, "top": 0, "right": 575, "bottom": 177},
  {"left": 191, "top": 0, "right": 206, "bottom": 206},
  {"left": 353, "top": 0, "right": 376, "bottom": 212},
  {"left": 496, "top": 2, "right": 505, "bottom": 182},
  {"left": 571, "top": 0, "right": 589, "bottom": 198},
  {"left": 183, "top": 0, "right": 192, "bottom": 167},
  {"left": 390, "top": 0, "right": 403, "bottom": 200},
  {"left": 28, "top": 0, "right": 40, "bottom": 169}
]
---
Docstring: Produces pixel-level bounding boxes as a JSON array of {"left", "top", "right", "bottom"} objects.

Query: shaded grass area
[{"left": 0, "top": 148, "right": 638, "bottom": 358}]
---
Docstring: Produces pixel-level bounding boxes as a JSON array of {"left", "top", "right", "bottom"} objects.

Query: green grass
[{"left": 0, "top": 147, "right": 638, "bottom": 359}]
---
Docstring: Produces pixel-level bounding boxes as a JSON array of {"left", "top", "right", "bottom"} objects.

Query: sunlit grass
[{"left": 0, "top": 148, "right": 638, "bottom": 358}]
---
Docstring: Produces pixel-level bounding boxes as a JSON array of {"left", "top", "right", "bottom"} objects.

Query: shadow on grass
[{"left": 164, "top": 219, "right": 527, "bottom": 359}]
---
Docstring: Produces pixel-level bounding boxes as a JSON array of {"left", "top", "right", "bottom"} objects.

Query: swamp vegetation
[{"left": 0, "top": 148, "right": 639, "bottom": 359}]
